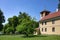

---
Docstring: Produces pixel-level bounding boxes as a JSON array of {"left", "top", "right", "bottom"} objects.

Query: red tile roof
[{"left": 41, "top": 11, "right": 60, "bottom": 21}]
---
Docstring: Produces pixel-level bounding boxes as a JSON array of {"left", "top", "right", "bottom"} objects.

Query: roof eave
[{"left": 39, "top": 16, "right": 60, "bottom": 22}]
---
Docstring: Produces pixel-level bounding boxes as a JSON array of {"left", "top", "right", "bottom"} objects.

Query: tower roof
[{"left": 40, "top": 10, "right": 50, "bottom": 14}]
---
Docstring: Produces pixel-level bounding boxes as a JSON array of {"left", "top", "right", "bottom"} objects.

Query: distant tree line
[{"left": 0, "top": 9, "right": 39, "bottom": 36}]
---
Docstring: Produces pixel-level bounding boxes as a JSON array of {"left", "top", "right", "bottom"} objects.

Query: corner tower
[{"left": 40, "top": 10, "right": 50, "bottom": 19}]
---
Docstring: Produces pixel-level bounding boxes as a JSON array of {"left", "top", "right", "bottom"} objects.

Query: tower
[{"left": 40, "top": 10, "right": 50, "bottom": 19}]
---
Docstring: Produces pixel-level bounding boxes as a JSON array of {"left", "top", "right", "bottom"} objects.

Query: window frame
[
  {"left": 52, "top": 20, "right": 55, "bottom": 24},
  {"left": 42, "top": 28, "right": 43, "bottom": 32},
  {"left": 42, "top": 22, "right": 43, "bottom": 25},
  {"left": 45, "top": 28, "right": 47, "bottom": 32},
  {"left": 52, "top": 27, "right": 55, "bottom": 32},
  {"left": 45, "top": 22, "right": 47, "bottom": 25}
]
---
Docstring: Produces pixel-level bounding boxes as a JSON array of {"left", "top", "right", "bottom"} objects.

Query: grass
[{"left": 0, "top": 35, "right": 60, "bottom": 40}]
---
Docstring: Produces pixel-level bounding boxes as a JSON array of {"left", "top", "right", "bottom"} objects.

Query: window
[
  {"left": 45, "top": 22, "right": 47, "bottom": 25},
  {"left": 52, "top": 27, "right": 55, "bottom": 32},
  {"left": 42, "top": 22, "right": 43, "bottom": 25},
  {"left": 45, "top": 28, "right": 47, "bottom": 32},
  {"left": 42, "top": 28, "right": 43, "bottom": 32},
  {"left": 52, "top": 20, "right": 55, "bottom": 24}
]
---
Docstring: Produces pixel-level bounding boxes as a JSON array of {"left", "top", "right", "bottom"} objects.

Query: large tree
[
  {"left": 16, "top": 12, "right": 39, "bottom": 36},
  {"left": 8, "top": 16, "right": 18, "bottom": 33},
  {"left": 0, "top": 9, "right": 5, "bottom": 31},
  {"left": 4, "top": 12, "right": 39, "bottom": 35}
]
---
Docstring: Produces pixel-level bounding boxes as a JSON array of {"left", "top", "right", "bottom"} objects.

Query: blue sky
[{"left": 0, "top": 0, "right": 58, "bottom": 24}]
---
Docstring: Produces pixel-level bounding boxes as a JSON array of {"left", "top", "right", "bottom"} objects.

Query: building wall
[{"left": 40, "top": 19, "right": 60, "bottom": 35}]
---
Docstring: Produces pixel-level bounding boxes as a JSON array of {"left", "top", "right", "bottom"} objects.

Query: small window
[
  {"left": 45, "top": 22, "right": 47, "bottom": 25},
  {"left": 52, "top": 20, "right": 55, "bottom": 24},
  {"left": 42, "top": 22, "right": 43, "bottom": 25},
  {"left": 45, "top": 28, "right": 47, "bottom": 32},
  {"left": 42, "top": 28, "right": 43, "bottom": 32},
  {"left": 52, "top": 27, "right": 55, "bottom": 32}
]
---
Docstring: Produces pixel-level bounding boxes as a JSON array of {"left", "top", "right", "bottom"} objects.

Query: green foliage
[
  {"left": 16, "top": 23, "right": 25, "bottom": 33},
  {"left": 0, "top": 10, "right": 5, "bottom": 23},
  {"left": 3, "top": 12, "right": 39, "bottom": 35},
  {"left": 8, "top": 18, "right": 13, "bottom": 26},
  {"left": 7, "top": 16, "right": 19, "bottom": 33},
  {"left": 5, "top": 27, "right": 14, "bottom": 34},
  {"left": 0, "top": 9, "right": 5, "bottom": 31},
  {"left": 3, "top": 24, "right": 14, "bottom": 34},
  {"left": 16, "top": 12, "right": 35, "bottom": 36},
  {"left": 3, "top": 24, "right": 10, "bottom": 34},
  {"left": 12, "top": 16, "right": 18, "bottom": 27},
  {"left": 8, "top": 16, "right": 18, "bottom": 27}
]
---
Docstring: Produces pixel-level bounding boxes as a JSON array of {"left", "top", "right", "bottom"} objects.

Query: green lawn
[{"left": 0, "top": 35, "right": 60, "bottom": 40}]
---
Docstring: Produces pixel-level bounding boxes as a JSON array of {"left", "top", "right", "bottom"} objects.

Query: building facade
[
  {"left": 39, "top": 10, "right": 60, "bottom": 35},
  {"left": 39, "top": 0, "right": 60, "bottom": 35}
]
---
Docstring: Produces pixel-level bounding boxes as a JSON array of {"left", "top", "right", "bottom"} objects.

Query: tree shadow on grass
[{"left": 22, "top": 35, "right": 47, "bottom": 38}]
